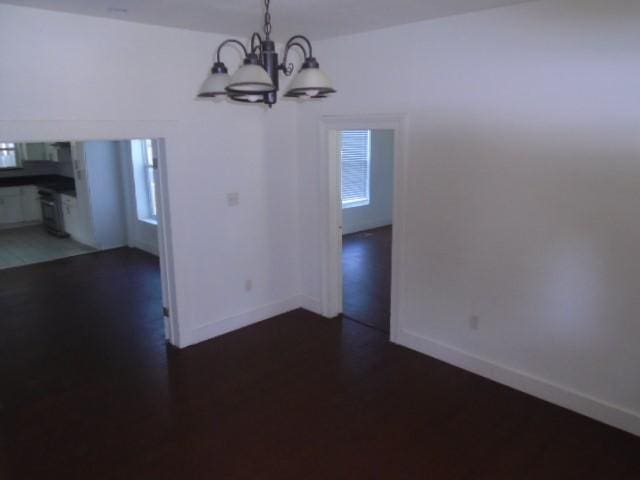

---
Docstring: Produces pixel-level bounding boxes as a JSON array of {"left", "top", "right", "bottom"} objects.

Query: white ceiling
[{"left": 1, "top": 0, "right": 536, "bottom": 40}]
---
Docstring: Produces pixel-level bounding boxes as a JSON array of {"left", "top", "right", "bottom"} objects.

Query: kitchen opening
[{"left": 0, "top": 138, "right": 175, "bottom": 340}]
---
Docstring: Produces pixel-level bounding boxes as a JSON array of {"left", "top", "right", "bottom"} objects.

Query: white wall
[
  {"left": 297, "top": 0, "right": 640, "bottom": 435},
  {"left": 83, "top": 140, "right": 127, "bottom": 250},
  {"left": 0, "top": 4, "right": 301, "bottom": 348},
  {"left": 342, "top": 129, "right": 394, "bottom": 234}
]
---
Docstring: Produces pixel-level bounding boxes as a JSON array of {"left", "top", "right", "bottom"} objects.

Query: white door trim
[
  {"left": 154, "top": 138, "right": 181, "bottom": 347},
  {"left": 319, "top": 113, "right": 408, "bottom": 343}
]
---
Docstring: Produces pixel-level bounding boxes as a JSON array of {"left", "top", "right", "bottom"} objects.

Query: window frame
[
  {"left": 143, "top": 139, "right": 158, "bottom": 221},
  {"left": 129, "top": 139, "right": 158, "bottom": 224}
]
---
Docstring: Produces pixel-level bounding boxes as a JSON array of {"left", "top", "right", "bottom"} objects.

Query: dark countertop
[{"left": 0, "top": 174, "right": 76, "bottom": 196}]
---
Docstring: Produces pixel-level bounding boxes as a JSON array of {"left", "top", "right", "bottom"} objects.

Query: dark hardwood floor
[
  {"left": 2, "top": 247, "right": 640, "bottom": 479},
  {"left": 342, "top": 225, "right": 392, "bottom": 332}
]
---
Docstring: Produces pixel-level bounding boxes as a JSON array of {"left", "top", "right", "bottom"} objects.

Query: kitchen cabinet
[
  {"left": 20, "top": 185, "right": 42, "bottom": 222},
  {"left": 25, "top": 143, "right": 47, "bottom": 161},
  {"left": 15, "top": 142, "right": 59, "bottom": 162},
  {"left": 60, "top": 194, "right": 85, "bottom": 241},
  {"left": 0, "top": 186, "right": 42, "bottom": 225},
  {"left": 0, "top": 187, "right": 23, "bottom": 224},
  {"left": 45, "top": 144, "right": 59, "bottom": 162}
]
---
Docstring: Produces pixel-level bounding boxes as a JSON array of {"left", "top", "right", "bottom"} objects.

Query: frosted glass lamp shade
[
  {"left": 197, "top": 72, "right": 231, "bottom": 98},
  {"left": 285, "top": 58, "right": 336, "bottom": 98},
  {"left": 197, "top": 62, "right": 230, "bottom": 98},
  {"left": 226, "top": 60, "right": 275, "bottom": 94}
]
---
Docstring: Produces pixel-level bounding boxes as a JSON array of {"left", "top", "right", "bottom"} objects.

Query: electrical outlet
[
  {"left": 244, "top": 279, "right": 253, "bottom": 292},
  {"left": 469, "top": 315, "right": 480, "bottom": 330}
]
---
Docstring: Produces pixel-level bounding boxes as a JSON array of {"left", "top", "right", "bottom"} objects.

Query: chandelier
[{"left": 197, "top": 0, "right": 336, "bottom": 107}]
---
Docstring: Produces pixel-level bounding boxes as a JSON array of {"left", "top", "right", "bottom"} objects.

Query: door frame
[
  {"left": 319, "top": 114, "right": 408, "bottom": 342},
  {"left": 153, "top": 138, "right": 180, "bottom": 346}
]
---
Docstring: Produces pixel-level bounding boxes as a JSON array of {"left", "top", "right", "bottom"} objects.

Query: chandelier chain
[{"left": 264, "top": 0, "right": 272, "bottom": 39}]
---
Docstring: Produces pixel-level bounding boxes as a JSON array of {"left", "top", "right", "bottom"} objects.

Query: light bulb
[
  {"left": 247, "top": 95, "right": 262, "bottom": 103},
  {"left": 300, "top": 89, "right": 320, "bottom": 99}
]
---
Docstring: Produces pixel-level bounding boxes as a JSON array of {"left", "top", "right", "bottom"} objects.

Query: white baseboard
[
  {"left": 342, "top": 220, "right": 392, "bottom": 235},
  {"left": 396, "top": 328, "right": 640, "bottom": 437},
  {"left": 134, "top": 240, "right": 159, "bottom": 256},
  {"left": 299, "top": 295, "right": 323, "bottom": 316},
  {"left": 183, "top": 295, "right": 303, "bottom": 348}
]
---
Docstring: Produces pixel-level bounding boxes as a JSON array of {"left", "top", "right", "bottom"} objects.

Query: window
[
  {"left": 0, "top": 143, "right": 19, "bottom": 169},
  {"left": 130, "top": 139, "right": 158, "bottom": 223},
  {"left": 340, "top": 130, "right": 371, "bottom": 208},
  {"left": 143, "top": 139, "right": 158, "bottom": 219}
]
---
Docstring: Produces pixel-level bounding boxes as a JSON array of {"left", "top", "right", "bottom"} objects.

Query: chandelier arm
[
  {"left": 285, "top": 35, "right": 313, "bottom": 58},
  {"left": 251, "top": 32, "right": 264, "bottom": 54},
  {"left": 280, "top": 42, "right": 308, "bottom": 76},
  {"left": 216, "top": 39, "right": 249, "bottom": 62}
]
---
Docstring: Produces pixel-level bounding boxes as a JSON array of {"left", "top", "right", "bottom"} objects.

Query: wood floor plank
[{"left": 342, "top": 225, "right": 392, "bottom": 332}]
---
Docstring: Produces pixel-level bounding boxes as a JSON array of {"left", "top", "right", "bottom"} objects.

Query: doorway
[
  {"left": 321, "top": 114, "right": 406, "bottom": 341},
  {"left": 0, "top": 137, "right": 178, "bottom": 345},
  {"left": 341, "top": 129, "right": 395, "bottom": 332}
]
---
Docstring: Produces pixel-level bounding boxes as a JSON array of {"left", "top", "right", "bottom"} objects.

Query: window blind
[{"left": 340, "top": 130, "right": 371, "bottom": 207}]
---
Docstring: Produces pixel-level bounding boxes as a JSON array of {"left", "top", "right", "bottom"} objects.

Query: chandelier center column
[{"left": 261, "top": 40, "right": 279, "bottom": 107}]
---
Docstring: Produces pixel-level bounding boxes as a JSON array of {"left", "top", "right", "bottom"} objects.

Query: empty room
[{"left": 1, "top": 0, "right": 639, "bottom": 478}]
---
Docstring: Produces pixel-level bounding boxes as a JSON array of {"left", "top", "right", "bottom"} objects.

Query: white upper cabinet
[
  {"left": 45, "top": 144, "right": 59, "bottom": 162},
  {"left": 15, "top": 142, "right": 61, "bottom": 162}
]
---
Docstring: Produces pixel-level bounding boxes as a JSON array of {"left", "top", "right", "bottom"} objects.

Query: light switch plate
[{"left": 227, "top": 192, "right": 240, "bottom": 206}]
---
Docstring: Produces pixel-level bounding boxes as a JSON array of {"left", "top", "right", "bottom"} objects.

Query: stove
[{"left": 38, "top": 187, "right": 68, "bottom": 237}]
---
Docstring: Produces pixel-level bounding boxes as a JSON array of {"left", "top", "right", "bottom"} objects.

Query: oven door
[{"left": 40, "top": 197, "right": 60, "bottom": 232}]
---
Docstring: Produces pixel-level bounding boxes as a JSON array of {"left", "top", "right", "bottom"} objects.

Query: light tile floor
[{"left": 0, "top": 225, "right": 95, "bottom": 270}]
